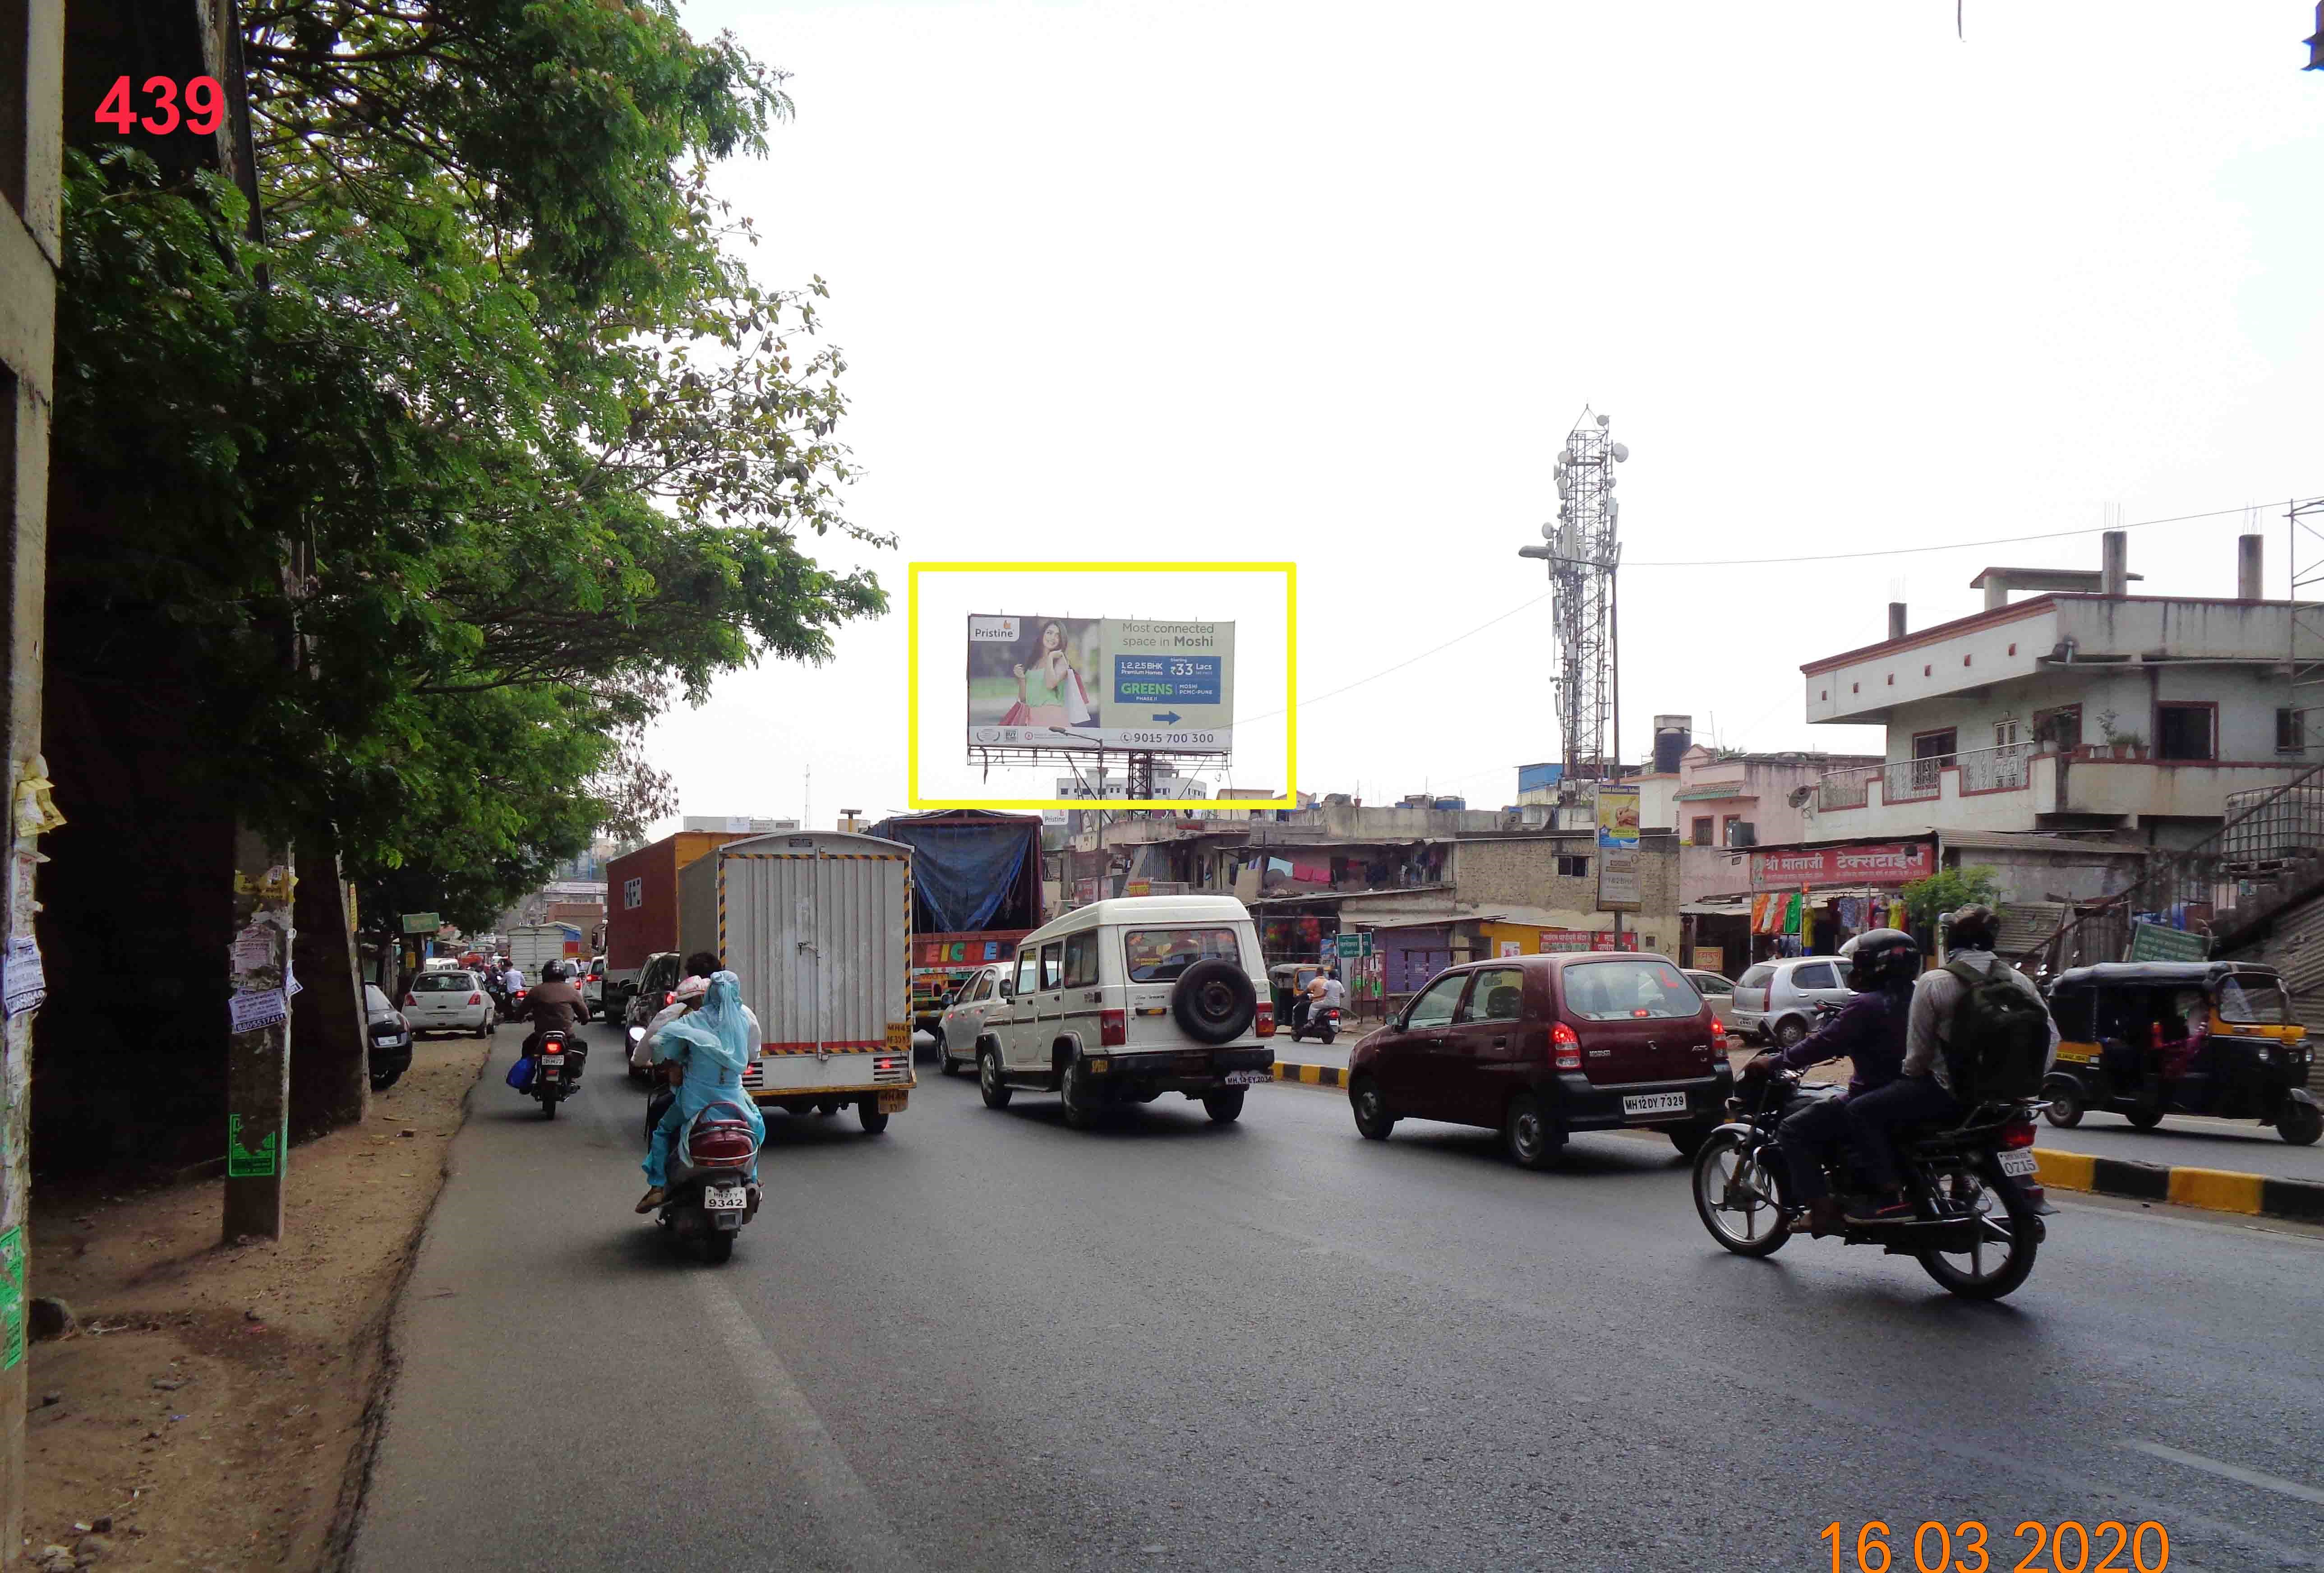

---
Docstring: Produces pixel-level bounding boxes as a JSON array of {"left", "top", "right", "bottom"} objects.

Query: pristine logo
[{"left": 968, "top": 616, "right": 1019, "bottom": 642}]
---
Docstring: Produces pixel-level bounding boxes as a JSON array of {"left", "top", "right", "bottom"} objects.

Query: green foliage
[
  {"left": 53, "top": 1, "right": 889, "bottom": 931},
  {"left": 1899, "top": 865, "right": 2001, "bottom": 927}
]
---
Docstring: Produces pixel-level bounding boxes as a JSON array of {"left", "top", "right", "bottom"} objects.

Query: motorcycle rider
[
  {"left": 1844, "top": 904, "right": 2057, "bottom": 1225},
  {"left": 632, "top": 950, "right": 723, "bottom": 1074},
  {"left": 636, "top": 969, "right": 765, "bottom": 1213},
  {"left": 1743, "top": 928, "right": 1919, "bottom": 1237},
  {"left": 496, "top": 958, "right": 525, "bottom": 1018},
  {"left": 521, "top": 958, "right": 588, "bottom": 1057},
  {"left": 1320, "top": 968, "right": 1346, "bottom": 1015}
]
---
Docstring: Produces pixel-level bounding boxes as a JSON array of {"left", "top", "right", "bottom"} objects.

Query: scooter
[
  {"left": 529, "top": 1027, "right": 586, "bottom": 1118},
  {"left": 652, "top": 1100, "right": 762, "bottom": 1264},
  {"left": 1291, "top": 1004, "right": 1342, "bottom": 1045}
]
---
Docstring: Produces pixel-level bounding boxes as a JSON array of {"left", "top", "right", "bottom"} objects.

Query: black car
[
  {"left": 366, "top": 983, "right": 414, "bottom": 1090},
  {"left": 625, "top": 951, "right": 683, "bottom": 1032}
]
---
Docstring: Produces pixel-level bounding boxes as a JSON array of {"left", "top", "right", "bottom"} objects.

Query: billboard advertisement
[
  {"left": 1595, "top": 784, "right": 1642, "bottom": 912},
  {"left": 967, "top": 615, "right": 1234, "bottom": 754}
]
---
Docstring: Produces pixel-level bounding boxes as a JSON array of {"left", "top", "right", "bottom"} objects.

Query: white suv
[{"left": 975, "top": 895, "right": 1275, "bottom": 1128}]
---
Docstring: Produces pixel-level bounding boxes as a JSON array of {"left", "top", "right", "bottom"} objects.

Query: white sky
[{"left": 642, "top": 0, "right": 2324, "bottom": 830}]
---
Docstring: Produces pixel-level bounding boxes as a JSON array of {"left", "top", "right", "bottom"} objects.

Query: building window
[
  {"left": 1556, "top": 854, "right": 1589, "bottom": 878},
  {"left": 1690, "top": 816, "right": 1713, "bottom": 846},
  {"left": 2279, "top": 708, "right": 2306, "bottom": 755},
  {"left": 1722, "top": 815, "right": 1747, "bottom": 846},
  {"left": 623, "top": 877, "right": 643, "bottom": 910},
  {"left": 2033, "top": 705, "right": 2082, "bottom": 752},
  {"left": 2155, "top": 704, "right": 2215, "bottom": 762}
]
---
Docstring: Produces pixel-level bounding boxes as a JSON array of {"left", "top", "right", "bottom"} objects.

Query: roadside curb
[
  {"left": 2031, "top": 1149, "right": 2324, "bottom": 1223},
  {"left": 1272, "top": 1060, "right": 1346, "bottom": 1090}
]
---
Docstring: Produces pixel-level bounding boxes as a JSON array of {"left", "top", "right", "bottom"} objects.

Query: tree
[
  {"left": 1899, "top": 866, "right": 2001, "bottom": 927},
  {"left": 52, "top": 0, "right": 888, "bottom": 926}
]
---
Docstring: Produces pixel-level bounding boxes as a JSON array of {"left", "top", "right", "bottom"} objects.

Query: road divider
[
  {"left": 2030, "top": 1150, "right": 2324, "bottom": 1223},
  {"left": 1272, "top": 1061, "right": 1345, "bottom": 1089}
]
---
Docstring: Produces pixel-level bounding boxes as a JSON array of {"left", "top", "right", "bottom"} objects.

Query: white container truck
[
  {"left": 507, "top": 922, "right": 581, "bottom": 980},
  {"left": 677, "top": 830, "right": 916, "bottom": 1132}
]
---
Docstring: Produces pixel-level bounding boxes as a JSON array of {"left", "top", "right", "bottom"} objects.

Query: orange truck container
[{"left": 604, "top": 830, "right": 759, "bottom": 1010}]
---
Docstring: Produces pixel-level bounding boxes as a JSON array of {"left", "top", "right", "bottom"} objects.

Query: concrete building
[{"left": 1800, "top": 535, "right": 2314, "bottom": 847}]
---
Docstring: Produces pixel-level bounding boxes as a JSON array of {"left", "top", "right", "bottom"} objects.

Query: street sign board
[
  {"left": 1335, "top": 931, "right": 1373, "bottom": 959},
  {"left": 399, "top": 912, "right": 440, "bottom": 934},
  {"left": 2127, "top": 920, "right": 2209, "bottom": 962},
  {"left": 967, "top": 614, "right": 1235, "bottom": 755}
]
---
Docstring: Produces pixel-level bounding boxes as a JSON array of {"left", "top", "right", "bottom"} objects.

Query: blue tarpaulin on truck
[{"left": 869, "top": 812, "right": 1041, "bottom": 934}]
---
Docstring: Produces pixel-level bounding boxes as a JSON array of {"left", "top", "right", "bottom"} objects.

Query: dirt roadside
[{"left": 20, "top": 1034, "right": 489, "bottom": 1571}]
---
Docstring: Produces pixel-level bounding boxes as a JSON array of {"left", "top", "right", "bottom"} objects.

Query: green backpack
[{"left": 1941, "top": 956, "right": 2050, "bottom": 1102}]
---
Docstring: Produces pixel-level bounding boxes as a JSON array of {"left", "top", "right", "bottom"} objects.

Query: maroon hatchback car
[{"left": 1347, "top": 953, "right": 1734, "bottom": 1167}]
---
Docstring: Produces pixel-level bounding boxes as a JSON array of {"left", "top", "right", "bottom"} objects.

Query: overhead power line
[{"left": 1624, "top": 501, "right": 2310, "bottom": 567}]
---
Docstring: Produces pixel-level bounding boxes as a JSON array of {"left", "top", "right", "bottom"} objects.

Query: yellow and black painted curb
[
  {"left": 1272, "top": 1061, "right": 1346, "bottom": 1089},
  {"left": 2032, "top": 1150, "right": 2324, "bottom": 1224}
]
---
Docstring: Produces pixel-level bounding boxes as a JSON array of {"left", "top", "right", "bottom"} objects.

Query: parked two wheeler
[
  {"left": 1690, "top": 1067, "right": 2048, "bottom": 1300},
  {"left": 651, "top": 1100, "right": 762, "bottom": 1264}
]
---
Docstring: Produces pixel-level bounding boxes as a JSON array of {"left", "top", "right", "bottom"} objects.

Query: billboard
[
  {"left": 1748, "top": 840, "right": 1933, "bottom": 892},
  {"left": 1594, "top": 784, "right": 1642, "bottom": 912},
  {"left": 967, "top": 615, "right": 1234, "bottom": 755}
]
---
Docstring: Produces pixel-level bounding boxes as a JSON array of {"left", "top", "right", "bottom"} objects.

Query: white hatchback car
[
  {"left": 933, "top": 964, "right": 1010, "bottom": 1077},
  {"left": 974, "top": 895, "right": 1275, "bottom": 1128},
  {"left": 404, "top": 969, "right": 494, "bottom": 1038}
]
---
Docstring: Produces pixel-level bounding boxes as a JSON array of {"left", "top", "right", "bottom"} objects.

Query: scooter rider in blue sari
[{"left": 635, "top": 970, "right": 765, "bottom": 1213}]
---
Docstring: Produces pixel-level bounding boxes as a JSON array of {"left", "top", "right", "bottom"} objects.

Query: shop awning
[{"left": 1674, "top": 787, "right": 1758, "bottom": 802}]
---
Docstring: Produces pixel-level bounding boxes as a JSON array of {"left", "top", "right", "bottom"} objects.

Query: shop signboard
[
  {"left": 1692, "top": 946, "right": 1725, "bottom": 975},
  {"left": 2127, "top": 920, "right": 2209, "bottom": 963},
  {"left": 1594, "top": 785, "right": 1642, "bottom": 912},
  {"left": 1748, "top": 840, "right": 1933, "bottom": 892},
  {"left": 1539, "top": 930, "right": 1642, "bottom": 953},
  {"left": 968, "top": 615, "right": 1235, "bottom": 755},
  {"left": 1335, "top": 931, "right": 1374, "bottom": 959}
]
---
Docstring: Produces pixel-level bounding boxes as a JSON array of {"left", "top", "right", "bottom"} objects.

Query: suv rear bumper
[
  {"left": 1552, "top": 1068, "right": 1731, "bottom": 1133},
  {"left": 1088, "top": 1045, "right": 1273, "bottom": 1093}
]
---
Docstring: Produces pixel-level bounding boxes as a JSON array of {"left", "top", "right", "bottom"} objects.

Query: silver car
[
  {"left": 1682, "top": 969, "right": 1737, "bottom": 1029},
  {"left": 933, "top": 964, "right": 1011, "bottom": 1077},
  {"left": 1730, "top": 956, "right": 1855, "bottom": 1048}
]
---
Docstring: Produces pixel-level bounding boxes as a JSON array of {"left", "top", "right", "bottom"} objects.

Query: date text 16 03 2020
[{"left": 1821, "top": 1520, "right": 2168, "bottom": 1573}]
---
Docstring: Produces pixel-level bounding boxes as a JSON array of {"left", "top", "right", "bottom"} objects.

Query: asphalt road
[
  {"left": 1273, "top": 1039, "right": 2324, "bottom": 1183},
  {"left": 350, "top": 1021, "right": 2324, "bottom": 1573}
]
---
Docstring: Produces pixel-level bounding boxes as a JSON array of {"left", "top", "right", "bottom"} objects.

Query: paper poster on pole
[{"left": 1595, "top": 784, "right": 1642, "bottom": 912}]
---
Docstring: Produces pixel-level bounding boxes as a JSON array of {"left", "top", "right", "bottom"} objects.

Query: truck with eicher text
[
  {"left": 603, "top": 828, "right": 768, "bottom": 1012},
  {"left": 677, "top": 829, "right": 917, "bottom": 1132},
  {"left": 867, "top": 810, "right": 1046, "bottom": 1035},
  {"left": 506, "top": 923, "right": 581, "bottom": 980}
]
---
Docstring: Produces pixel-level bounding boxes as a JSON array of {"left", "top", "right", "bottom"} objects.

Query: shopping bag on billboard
[
  {"left": 1001, "top": 701, "right": 1031, "bottom": 726},
  {"left": 1063, "top": 668, "right": 1093, "bottom": 725}
]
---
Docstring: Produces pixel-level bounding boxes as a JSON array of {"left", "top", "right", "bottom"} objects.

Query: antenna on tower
[{"left": 1518, "top": 407, "right": 1627, "bottom": 784}]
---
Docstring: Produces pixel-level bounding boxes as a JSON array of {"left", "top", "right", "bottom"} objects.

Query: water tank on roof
[
  {"left": 1652, "top": 715, "right": 1693, "bottom": 775},
  {"left": 1432, "top": 796, "right": 1466, "bottom": 812}
]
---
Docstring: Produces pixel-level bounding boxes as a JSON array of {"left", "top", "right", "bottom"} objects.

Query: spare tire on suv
[{"left": 1171, "top": 958, "right": 1256, "bottom": 1045}]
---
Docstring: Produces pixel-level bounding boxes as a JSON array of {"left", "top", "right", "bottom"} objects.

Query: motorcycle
[
  {"left": 1690, "top": 1067, "right": 2048, "bottom": 1300},
  {"left": 527, "top": 1027, "right": 587, "bottom": 1118},
  {"left": 1290, "top": 1003, "right": 1342, "bottom": 1045},
  {"left": 651, "top": 1099, "right": 762, "bottom": 1264}
]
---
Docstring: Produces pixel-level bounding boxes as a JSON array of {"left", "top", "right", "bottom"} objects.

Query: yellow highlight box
[{"left": 907, "top": 561, "right": 1297, "bottom": 810}]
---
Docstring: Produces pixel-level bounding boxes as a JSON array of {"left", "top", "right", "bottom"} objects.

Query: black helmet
[
  {"left": 1845, "top": 929, "right": 1919, "bottom": 990},
  {"left": 542, "top": 959, "right": 571, "bottom": 982},
  {"left": 1947, "top": 904, "right": 2000, "bottom": 952}
]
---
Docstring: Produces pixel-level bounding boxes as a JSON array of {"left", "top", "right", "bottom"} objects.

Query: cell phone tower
[{"left": 1518, "top": 410, "right": 1628, "bottom": 783}]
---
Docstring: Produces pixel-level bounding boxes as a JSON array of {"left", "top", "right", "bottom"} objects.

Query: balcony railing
[{"left": 1817, "top": 743, "right": 2031, "bottom": 812}]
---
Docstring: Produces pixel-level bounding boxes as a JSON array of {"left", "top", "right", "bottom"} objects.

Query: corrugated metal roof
[{"left": 1997, "top": 901, "right": 2067, "bottom": 959}]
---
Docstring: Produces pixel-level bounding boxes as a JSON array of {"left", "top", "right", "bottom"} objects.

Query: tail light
[
  {"left": 2000, "top": 1119, "right": 2037, "bottom": 1150},
  {"left": 1100, "top": 1009, "right": 1125, "bottom": 1047},
  {"left": 403, "top": 993, "right": 417, "bottom": 1007},
  {"left": 1708, "top": 1020, "right": 1726, "bottom": 1054},
  {"left": 1255, "top": 1001, "right": 1274, "bottom": 1037},
  {"left": 664, "top": 992, "right": 674, "bottom": 1006},
  {"left": 1551, "top": 1021, "right": 1582, "bottom": 1070},
  {"left": 467, "top": 992, "right": 482, "bottom": 1005}
]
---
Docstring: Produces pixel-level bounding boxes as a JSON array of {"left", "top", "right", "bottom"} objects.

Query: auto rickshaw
[
  {"left": 1268, "top": 962, "right": 1330, "bottom": 1040},
  {"left": 2042, "top": 961, "right": 2321, "bottom": 1145}
]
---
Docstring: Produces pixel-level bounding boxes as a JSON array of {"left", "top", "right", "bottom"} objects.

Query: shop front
[{"left": 1724, "top": 837, "right": 1937, "bottom": 964}]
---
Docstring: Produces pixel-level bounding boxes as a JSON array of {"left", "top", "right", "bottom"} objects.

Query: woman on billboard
[{"left": 1004, "top": 620, "right": 1094, "bottom": 728}]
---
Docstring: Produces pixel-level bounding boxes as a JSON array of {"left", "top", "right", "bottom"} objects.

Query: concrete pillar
[
  {"left": 1984, "top": 579, "right": 2010, "bottom": 610},
  {"left": 2238, "top": 534, "right": 2264, "bottom": 600},
  {"left": 1888, "top": 602, "right": 1908, "bottom": 638},
  {"left": 2102, "top": 530, "right": 2129, "bottom": 597},
  {"left": 0, "top": 0, "right": 63, "bottom": 1551}
]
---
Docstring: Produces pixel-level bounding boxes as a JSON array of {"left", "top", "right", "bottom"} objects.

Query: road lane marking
[
  {"left": 2120, "top": 1439, "right": 2324, "bottom": 1507},
  {"left": 694, "top": 1265, "right": 914, "bottom": 1570}
]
